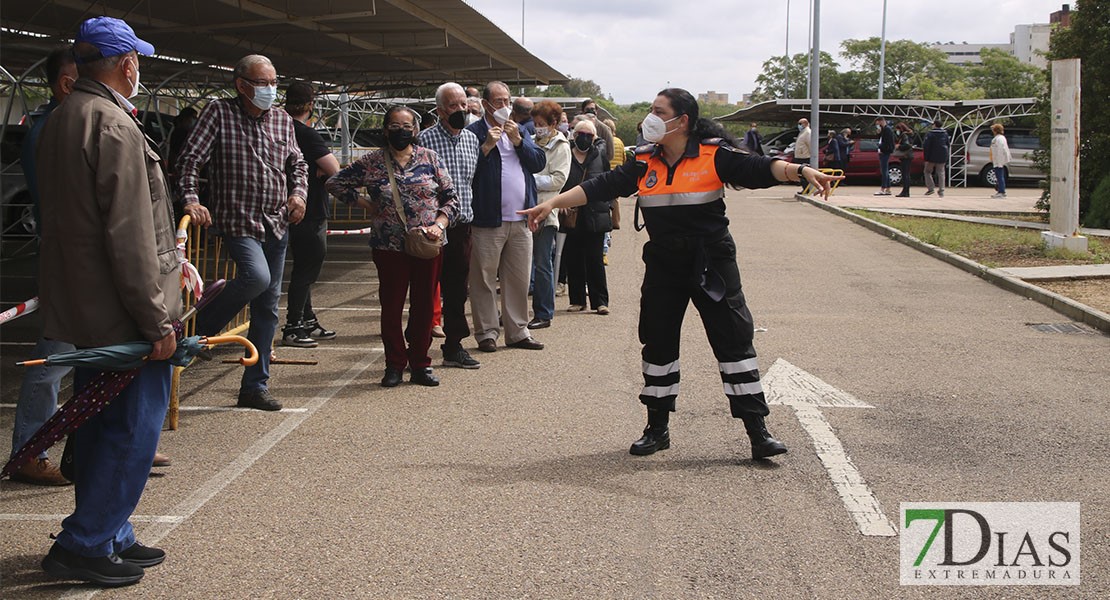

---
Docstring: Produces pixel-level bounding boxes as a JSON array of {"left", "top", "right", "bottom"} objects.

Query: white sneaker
[
  {"left": 991, "top": 193, "right": 1007, "bottom": 199},
  {"left": 938, "top": 190, "right": 945, "bottom": 197}
]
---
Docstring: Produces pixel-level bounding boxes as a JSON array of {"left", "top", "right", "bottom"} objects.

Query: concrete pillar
[{"left": 1043, "top": 58, "right": 1087, "bottom": 252}]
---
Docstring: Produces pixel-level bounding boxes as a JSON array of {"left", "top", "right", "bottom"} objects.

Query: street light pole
[
  {"left": 878, "top": 0, "right": 888, "bottom": 99},
  {"left": 809, "top": 0, "right": 820, "bottom": 169},
  {"left": 784, "top": 0, "right": 790, "bottom": 98}
]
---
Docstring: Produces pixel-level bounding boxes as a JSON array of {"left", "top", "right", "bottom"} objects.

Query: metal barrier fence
[
  {"left": 803, "top": 169, "right": 845, "bottom": 197},
  {"left": 168, "top": 214, "right": 249, "bottom": 429},
  {"left": 167, "top": 204, "right": 369, "bottom": 428}
]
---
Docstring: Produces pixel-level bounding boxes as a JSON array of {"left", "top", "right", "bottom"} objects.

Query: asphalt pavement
[{"left": 1, "top": 184, "right": 1106, "bottom": 599}]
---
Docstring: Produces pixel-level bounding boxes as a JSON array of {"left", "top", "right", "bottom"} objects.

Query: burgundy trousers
[{"left": 372, "top": 249, "right": 443, "bottom": 370}]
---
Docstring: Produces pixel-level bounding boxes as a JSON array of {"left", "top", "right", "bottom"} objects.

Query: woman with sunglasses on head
[
  {"left": 520, "top": 88, "right": 841, "bottom": 461},
  {"left": 326, "top": 106, "right": 459, "bottom": 388}
]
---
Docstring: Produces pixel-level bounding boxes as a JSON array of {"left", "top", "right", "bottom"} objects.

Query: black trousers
[
  {"left": 285, "top": 217, "right": 327, "bottom": 324},
  {"left": 439, "top": 222, "right": 473, "bottom": 351},
  {"left": 638, "top": 231, "right": 769, "bottom": 418},
  {"left": 564, "top": 229, "right": 609, "bottom": 309},
  {"left": 900, "top": 158, "right": 912, "bottom": 195}
]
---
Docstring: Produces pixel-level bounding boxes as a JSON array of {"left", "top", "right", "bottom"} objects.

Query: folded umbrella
[{"left": 1, "top": 280, "right": 259, "bottom": 480}]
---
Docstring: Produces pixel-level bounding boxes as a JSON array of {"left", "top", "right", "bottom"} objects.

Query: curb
[{"left": 797, "top": 194, "right": 1110, "bottom": 334}]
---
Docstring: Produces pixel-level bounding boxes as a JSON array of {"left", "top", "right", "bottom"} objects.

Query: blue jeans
[
  {"left": 879, "top": 153, "right": 891, "bottom": 189},
  {"left": 531, "top": 225, "right": 557, "bottom": 321},
  {"left": 56, "top": 361, "right": 170, "bottom": 557},
  {"left": 11, "top": 337, "right": 74, "bottom": 460},
  {"left": 195, "top": 228, "right": 287, "bottom": 392},
  {"left": 994, "top": 167, "right": 1007, "bottom": 194}
]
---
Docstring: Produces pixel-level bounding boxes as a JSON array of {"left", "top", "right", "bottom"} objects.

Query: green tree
[
  {"left": 967, "top": 48, "right": 1045, "bottom": 99},
  {"left": 900, "top": 73, "right": 984, "bottom": 100},
  {"left": 840, "top": 38, "right": 959, "bottom": 99},
  {"left": 1037, "top": 0, "right": 1110, "bottom": 227},
  {"left": 750, "top": 52, "right": 846, "bottom": 102}
]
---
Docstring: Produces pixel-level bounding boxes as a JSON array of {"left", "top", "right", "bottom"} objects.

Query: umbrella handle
[{"left": 201, "top": 335, "right": 259, "bottom": 366}]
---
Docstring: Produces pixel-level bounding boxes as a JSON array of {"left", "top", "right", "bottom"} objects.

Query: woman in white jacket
[
  {"left": 528, "top": 100, "right": 571, "bottom": 329},
  {"left": 989, "top": 123, "right": 1013, "bottom": 199}
]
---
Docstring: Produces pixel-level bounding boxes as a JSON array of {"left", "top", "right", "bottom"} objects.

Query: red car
[{"left": 786, "top": 137, "right": 925, "bottom": 186}]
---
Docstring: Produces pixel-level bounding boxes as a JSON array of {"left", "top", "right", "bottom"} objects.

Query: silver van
[{"left": 964, "top": 126, "right": 1044, "bottom": 187}]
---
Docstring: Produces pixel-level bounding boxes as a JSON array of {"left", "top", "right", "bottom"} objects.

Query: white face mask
[
  {"left": 535, "top": 126, "right": 551, "bottom": 138},
  {"left": 124, "top": 59, "right": 141, "bottom": 99},
  {"left": 641, "top": 113, "right": 680, "bottom": 143},
  {"left": 492, "top": 106, "right": 512, "bottom": 125},
  {"left": 250, "top": 84, "right": 278, "bottom": 111}
]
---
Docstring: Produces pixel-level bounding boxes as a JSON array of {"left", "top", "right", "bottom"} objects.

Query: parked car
[
  {"left": 785, "top": 137, "right": 925, "bottom": 186},
  {"left": 1, "top": 125, "right": 33, "bottom": 239},
  {"left": 964, "top": 126, "right": 1043, "bottom": 187}
]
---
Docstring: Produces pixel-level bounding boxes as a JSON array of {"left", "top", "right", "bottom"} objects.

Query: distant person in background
[
  {"left": 794, "top": 118, "right": 812, "bottom": 190},
  {"left": 465, "top": 96, "right": 483, "bottom": 126},
  {"left": 743, "top": 122, "right": 763, "bottom": 156},
  {"left": 527, "top": 100, "right": 570, "bottom": 330},
  {"left": 823, "top": 130, "right": 838, "bottom": 170},
  {"left": 465, "top": 86, "right": 480, "bottom": 98},
  {"left": 9, "top": 45, "right": 77, "bottom": 487},
  {"left": 601, "top": 118, "right": 624, "bottom": 265},
  {"left": 511, "top": 96, "right": 535, "bottom": 136},
  {"left": 922, "top": 119, "right": 949, "bottom": 198},
  {"left": 561, "top": 119, "right": 612, "bottom": 316},
  {"left": 837, "top": 128, "right": 853, "bottom": 170},
  {"left": 580, "top": 98, "right": 598, "bottom": 116},
  {"left": 892, "top": 122, "right": 914, "bottom": 198},
  {"left": 281, "top": 82, "right": 341, "bottom": 348},
  {"left": 874, "top": 116, "right": 895, "bottom": 195},
  {"left": 989, "top": 123, "right": 1012, "bottom": 199}
]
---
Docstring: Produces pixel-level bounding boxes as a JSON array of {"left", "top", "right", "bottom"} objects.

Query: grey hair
[
  {"left": 73, "top": 41, "right": 126, "bottom": 77},
  {"left": 435, "top": 82, "right": 465, "bottom": 108},
  {"left": 234, "top": 54, "right": 274, "bottom": 79}
]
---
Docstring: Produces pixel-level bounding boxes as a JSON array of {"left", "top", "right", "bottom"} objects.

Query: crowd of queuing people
[{"left": 5, "top": 15, "right": 847, "bottom": 589}]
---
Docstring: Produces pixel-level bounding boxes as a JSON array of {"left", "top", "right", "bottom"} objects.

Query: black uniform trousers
[
  {"left": 638, "top": 230, "right": 769, "bottom": 418},
  {"left": 286, "top": 217, "right": 327, "bottom": 325}
]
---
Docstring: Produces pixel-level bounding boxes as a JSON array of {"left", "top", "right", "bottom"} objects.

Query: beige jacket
[
  {"left": 37, "top": 78, "right": 181, "bottom": 347},
  {"left": 795, "top": 127, "right": 812, "bottom": 159}
]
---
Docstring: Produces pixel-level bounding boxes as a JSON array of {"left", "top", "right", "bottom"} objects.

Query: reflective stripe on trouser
[{"left": 638, "top": 232, "right": 770, "bottom": 418}]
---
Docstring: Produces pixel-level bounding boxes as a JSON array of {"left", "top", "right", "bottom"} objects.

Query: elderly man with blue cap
[{"left": 34, "top": 16, "right": 179, "bottom": 587}]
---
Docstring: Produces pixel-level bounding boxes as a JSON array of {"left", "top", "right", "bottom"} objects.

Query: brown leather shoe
[
  {"left": 9, "top": 458, "right": 71, "bottom": 486},
  {"left": 477, "top": 338, "right": 497, "bottom": 353},
  {"left": 152, "top": 452, "right": 171, "bottom": 468}
]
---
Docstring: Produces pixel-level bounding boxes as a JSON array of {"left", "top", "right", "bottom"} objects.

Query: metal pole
[
  {"left": 521, "top": 0, "right": 525, "bottom": 45},
  {"left": 878, "top": 0, "right": 888, "bottom": 99},
  {"left": 784, "top": 0, "right": 790, "bottom": 98},
  {"left": 806, "top": 0, "right": 813, "bottom": 93},
  {"left": 810, "top": 0, "right": 820, "bottom": 169}
]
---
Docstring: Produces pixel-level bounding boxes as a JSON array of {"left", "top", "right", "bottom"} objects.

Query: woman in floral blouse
[{"left": 326, "top": 106, "right": 459, "bottom": 388}]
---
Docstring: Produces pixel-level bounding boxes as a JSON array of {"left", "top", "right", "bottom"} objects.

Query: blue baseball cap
[{"left": 75, "top": 17, "right": 155, "bottom": 59}]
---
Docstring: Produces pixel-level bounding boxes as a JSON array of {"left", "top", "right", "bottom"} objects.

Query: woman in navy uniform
[{"left": 520, "top": 88, "right": 840, "bottom": 460}]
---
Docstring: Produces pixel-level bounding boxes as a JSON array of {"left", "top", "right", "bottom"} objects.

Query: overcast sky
[{"left": 464, "top": 0, "right": 1066, "bottom": 104}]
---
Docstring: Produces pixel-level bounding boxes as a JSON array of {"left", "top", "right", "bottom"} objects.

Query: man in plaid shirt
[
  {"left": 177, "top": 54, "right": 309, "bottom": 411},
  {"left": 418, "top": 82, "right": 482, "bottom": 369}
]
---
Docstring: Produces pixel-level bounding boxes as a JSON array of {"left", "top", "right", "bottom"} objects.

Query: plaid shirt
[
  {"left": 417, "top": 122, "right": 478, "bottom": 223},
  {"left": 176, "top": 97, "right": 308, "bottom": 240}
]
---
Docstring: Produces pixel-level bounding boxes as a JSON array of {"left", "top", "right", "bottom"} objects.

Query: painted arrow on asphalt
[{"left": 764, "top": 358, "right": 898, "bottom": 537}]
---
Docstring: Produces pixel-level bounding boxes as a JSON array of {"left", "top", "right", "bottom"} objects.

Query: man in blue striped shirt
[{"left": 418, "top": 83, "right": 482, "bottom": 369}]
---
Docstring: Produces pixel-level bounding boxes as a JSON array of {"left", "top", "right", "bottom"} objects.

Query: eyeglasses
[
  {"left": 387, "top": 124, "right": 416, "bottom": 132},
  {"left": 241, "top": 76, "right": 279, "bottom": 87}
]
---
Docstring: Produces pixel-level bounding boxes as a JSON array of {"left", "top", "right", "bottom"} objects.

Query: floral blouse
[{"left": 326, "top": 145, "right": 460, "bottom": 251}]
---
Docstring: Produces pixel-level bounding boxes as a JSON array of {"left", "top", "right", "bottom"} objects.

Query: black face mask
[
  {"left": 447, "top": 109, "right": 467, "bottom": 129},
  {"left": 584, "top": 108, "right": 597, "bottom": 115},
  {"left": 574, "top": 134, "right": 594, "bottom": 152},
  {"left": 387, "top": 128, "right": 414, "bottom": 151}
]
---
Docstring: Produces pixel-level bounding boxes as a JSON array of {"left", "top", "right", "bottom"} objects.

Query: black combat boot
[
  {"left": 741, "top": 414, "right": 788, "bottom": 460},
  {"left": 629, "top": 408, "right": 670, "bottom": 456}
]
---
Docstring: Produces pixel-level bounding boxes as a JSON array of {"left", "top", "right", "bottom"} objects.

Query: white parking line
[
  {"left": 176, "top": 406, "right": 309, "bottom": 413},
  {"left": 59, "top": 352, "right": 379, "bottom": 600},
  {"left": 0, "top": 514, "right": 184, "bottom": 524}
]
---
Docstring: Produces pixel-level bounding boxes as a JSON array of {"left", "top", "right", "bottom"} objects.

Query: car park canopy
[{"left": 1, "top": 0, "right": 566, "bottom": 91}]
